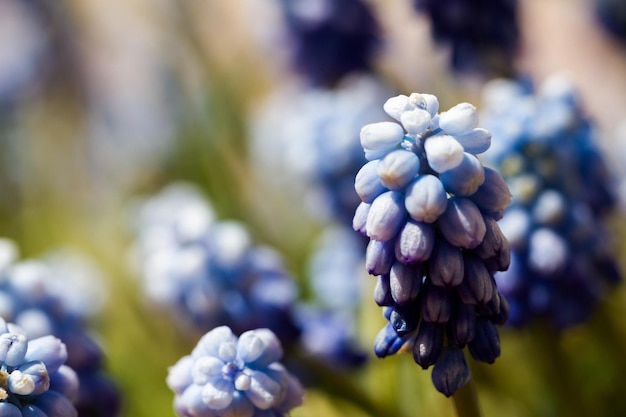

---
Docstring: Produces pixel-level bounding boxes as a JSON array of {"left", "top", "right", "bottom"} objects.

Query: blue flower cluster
[
  {"left": 0, "top": 317, "right": 78, "bottom": 417},
  {"left": 0, "top": 241, "right": 121, "bottom": 417},
  {"left": 278, "top": 0, "right": 380, "bottom": 87},
  {"left": 167, "top": 325, "right": 304, "bottom": 417},
  {"left": 131, "top": 183, "right": 300, "bottom": 343},
  {"left": 412, "top": 0, "right": 519, "bottom": 76},
  {"left": 480, "top": 76, "right": 622, "bottom": 330},
  {"left": 353, "top": 92, "right": 511, "bottom": 396}
]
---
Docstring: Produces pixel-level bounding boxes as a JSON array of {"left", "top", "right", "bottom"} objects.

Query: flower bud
[
  {"left": 352, "top": 202, "right": 370, "bottom": 235},
  {"left": 424, "top": 135, "right": 464, "bottom": 173},
  {"left": 449, "top": 302, "right": 476, "bottom": 346},
  {"left": 25, "top": 336, "right": 67, "bottom": 374},
  {"left": 439, "top": 197, "right": 486, "bottom": 249},
  {"left": 439, "top": 153, "right": 485, "bottom": 196},
  {"left": 428, "top": 239, "right": 464, "bottom": 288},
  {"left": 366, "top": 191, "right": 407, "bottom": 242},
  {"left": 469, "top": 167, "right": 512, "bottom": 220},
  {"left": 355, "top": 161, "right": 387, "bottom": 203},
  {"left": 453, "top": 128, "right": 492, "bottom": 154},
  {"left": 468, "top": 318, "right": 500, "bottom": 364},
  {"left": 431, "top": 347, "right": 471, "bottom": 397},
  {"left": 400, "top": 108, "right": 431, "bottom": 135},
  {"left": 377, "top": 150, "right": 420, "bottom": 190},
  {"left": 373, "top": 323, "right": 410, "bottom": 358},
  {"left": 390, "top": 303, "right": 420, "bottom": 335},
  {"left": 0, "top": 403, "right": 21, "bottom": 417},
  {"left": 34, "top": 390, "right": 78, "bottom": 417},
  {"left": 420, "top": 284, "right": 451, "bottom": 324},
  {"left": 238, "top": 329, "right": 283, "bottom": 368},
  {"left": 366, "top": 239, "right": 395, "bottom": 276},
  {"left": 389, "top": 262, "right": 422, "bottom": 305},
  {"left": 412, "top": 321, "right": 444, "bottom": 369},
  {"left": 394, "top": 220, "right": 435, "bottom": 264},
  {"left": 50, "top": 365, "right": 79, "bottom": 403},
  {"left": 374, "top": 274, "right": 393, "bottom": 306},
  {"left": 9, "top": 361, "right": 50, "bottom": 396},
  {"left": 457, "top": 253, "right": 495, "bottom": 306},
  {"left": 383, "top": 95, "right": 411, "bottom": 121},
  {"left": 475, "top": 216, "right": 510, "bottom": 272},
  {"left": 0, "top": 333, "right": 28, "bottom": 367},
  {"left": 439, "top": 103, "right": 478, "bottom": 135},
  {"left": 360, "top": 122, "right": 405, "bottom": 160},
  {"left": 404, "top": 175, "right": 448, "bottom": 223},
  {"left": 421, "top": 94, "right": 439, "bottom": 118}
]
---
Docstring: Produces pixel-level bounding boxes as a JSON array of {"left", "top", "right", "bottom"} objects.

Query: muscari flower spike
[
  {"left": 354, "top": 92, "right": 511, "bottom": 396},
  {"left": 412, "top": 0, "right": 519, "bottom": 77},
  {"left": 167, "top": 325, "right": 304, "bottom": 417},
  {"left": 0, "top": 317, "right": 79, "bottom": 417},
  {"left": 0, "top": 241, "right": 121, "bottom": 417},
  {"left": 480, "top": 76, "right": 622, "bottom": 330},
  {"left": 278, "top": 0, "right": 380, "bottom": 87}
]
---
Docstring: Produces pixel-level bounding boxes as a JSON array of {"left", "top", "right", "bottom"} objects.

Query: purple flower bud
[
  {"left": 404, "top": 175, "right": 448, "bottom": 223},
  {"left": 49, "top": 365, "right": 79, "bottom": 403},
  {"left": 374, "top": 274, "right": 393, "bottom": 306},
  {"left": 468, "top": 318, "right": 500, "bottom": 364},
  {"left": 490, "top": 293, "right": 510, "bottom": 325},
  {"left": 439, "top": 197, "right": 486, "bottom": 249},
  {"left": 360, "top": 122, "right": 405, "bottom": 160},
  {"left": 468, "top": 167, "right": 511, "bottom": 220},
  {"left": 412, "top": 322, "right": 444, "bottom": 369},
  {"left": 352, "top": 202, "right": 371, "bottom": 235},
  {"left": 389, "top": 262, "right": 422, "bottom": 305},
  {"left": 365, "top": 239, "right": 395, "bottom": 276},
  {"left": 453, "top": 128, "right": 492, "bottom": 154},
  {"left": 439, "top": 153, "right": 485, "bottom": 196},
  {"left": 449, "top": 302, "right": 476, "bottom": 347},
  {"left": 431, "top": 347, "right": 471, "bottom": 397},
  {"left": 457, "top": 253, "right": 495, "bottom": 306},
  {"left": 424, "top": 135, "right": 464, "bottom": 173},
  {"left": 428, "top": 239, "right": 464, "bottom": 288},
  {"left": 420, "top": 284, "right": 452, "bottom": 324},
  {"left": 475, "top": 216, "right": 511, "bottom": 272},
  {"left": 355, "top": 161, "right": 387, "bottom": 203},
  {"left": 394, "top": 220, "right": 435, "bottom": 264},
  {"left": 0, "top": 403, "right": 22, "bottom": 417},
  {"left": 390, "top": 304, "right": 420, "bottom": 335},
  {"left": 439, "top": 103, "right": 479, "bottom": 136},
  {"left": 365, "top": 191, "right": 407, "bottom": 242},
  {"left": 377, "top": 150, "right": 420, "bottom": 190},
  {"left": 21, "top": 405, "right": 47, "bottom": 417},
  {"left": 33, "top": 390, "right": 78, "bottom": 417}
]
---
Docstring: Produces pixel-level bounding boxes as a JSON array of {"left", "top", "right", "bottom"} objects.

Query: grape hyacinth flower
[
  {"left": 278, "top": 0, "right": 380, "bottom": 87},
  {"left": 131, "top": 183, "right": 300, "bottom": 343},
  {"left": 0, "top": 317, "right": 79, "bottom": 417},
  {"left": 412, "top": 0, "right": 519, "bottom": 77},
  {"left": 480, "top": 76, "right": 622, "bottom": 330},
  {"left": 354, "top": 92, "right": 511, "bottom": 396},
  {"left": 0, "top": 241, "right": 121, "bottom": 417},
  {"left": 167, "top": 325, "right": 304, "bottom": 417}
]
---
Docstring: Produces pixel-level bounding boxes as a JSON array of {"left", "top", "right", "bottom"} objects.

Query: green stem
[{"left": 452, "top": 377, "right": 482, "bottom": 417}]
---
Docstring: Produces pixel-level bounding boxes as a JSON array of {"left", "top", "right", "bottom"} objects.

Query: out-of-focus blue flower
[
  {"left": 354, "top": 91, "right": 511, "bottom": 396},
  {"left": 130, "top": 183, "right": 300, "bottom": 343},
  {"left": 594, "top": 0, "right": 626, "bottom": 46},
  {"left": 167, "top": 325, "right": 304, "bottom": 417},
  {"left": 249, "top": 75, "right": 392, "bottom": 224},
  {"left": 0, "top": 241, "right": 121, "bottom": 417},
  {"left": 278, "top": 0, "right": 380, "bottom": 87},
  {"left": 0, "top": 317, "right": 79, "bottom": 417},
  {"left": 412, "top": 0, "right": 519, "bottom": 76},
  {"left": 481, "top": 75, "right": 622, "bottom": 330}
]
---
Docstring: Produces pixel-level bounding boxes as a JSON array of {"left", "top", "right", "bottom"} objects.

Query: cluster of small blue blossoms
[
  {"left": 0, "top": 317, "right": 78, "bottom": 417},
  {"left": 353, "top": 92, "right": 512, "bottom": 396},
  {"left": 278, "top": 0, "right": 380, "bottom": 87},
  {"left": 412, "top": 0, "right": 519, "bottom": 76},
  {"left": 480, "top": 76, "right": 622, "bottom": 330},
  {"left": 0, "top": 240, "right": 121, "bottom": 417},
  {"left": 132, "top": 182, "right": 366, "bottom": 369},
  {"left": 167, "top": 325, "right": 304, "bottom": 417}
]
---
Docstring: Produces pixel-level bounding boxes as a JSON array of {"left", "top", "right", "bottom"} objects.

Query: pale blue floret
[
  {"left": 377, "top": 150, "right": 421, "bottom": 190},
  {"left": 24, "top": 336, "right": 68, "bottom": 374},
  {"left": 423, "top": 135, "right": 465, "bottom": 173},
  {"left": 404, "top": 175, "right": 448, "bottom": 223},
  {"left": 394, "top": 220, "right": 435, "bottom": 264},
  {"left": 452, "top": 128, "right": 492, "bottom": 154},
  {"left": 355, "top": 160, "right": 387, "bottom": 203},
  {"left": 360, "top": 122, "right": 405, "bottom": 160},
  {"left": 438, "top": 102, "right": 479, "bottom": 136},
  {"left": 389, "top": 263, "right": 422, "bottom": 305},
  {"left": 0, "top": 333, "right": 28, "bottom": 367},
  {"left": 365, "top": 240, "right": 395, "bottom": 276},
  {"left": 439, "top": 153, "right": 485, "bottom": 196},
  {"left": 365, "top": 191, "right": 407, "bottom": 242},
  {"left": 8, "top": 361, "right": 50, "bottom": 396},
  {"left": 168, "top": 326, "right": 303, "bottom": 417}
]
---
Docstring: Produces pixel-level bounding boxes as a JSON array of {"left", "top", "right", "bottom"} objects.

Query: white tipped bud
[
  {"left": 383, "top": 95, "right": 411, "bottom": 121},
  {"left": 439, "top": 103, "right": 478, "bottom": 135},
  {"left": 424, "top": 135, "right": 464, "bottom": 173},
  {"left": 400, "top": 108, "right": 431, "bottom": 135}
]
